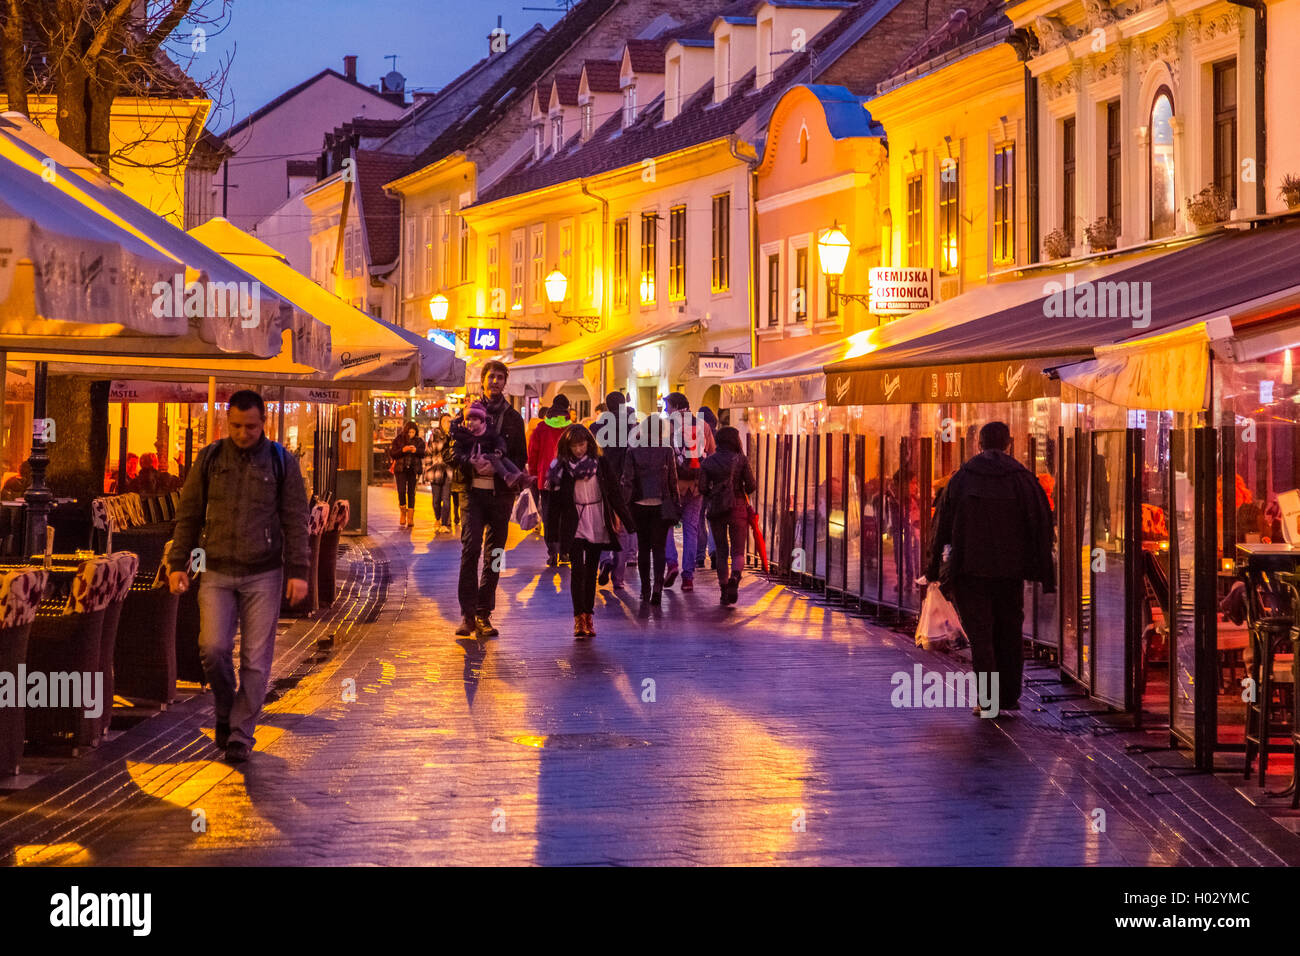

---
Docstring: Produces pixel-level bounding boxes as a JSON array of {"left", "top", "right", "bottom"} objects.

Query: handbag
[{"left": 511, "top": 485, "right": 541, "bottom": 531}]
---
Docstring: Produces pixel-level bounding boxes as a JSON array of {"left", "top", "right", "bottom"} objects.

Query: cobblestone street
[{"left": 1, "top": 490, "right": 1298, "bottom": 866}]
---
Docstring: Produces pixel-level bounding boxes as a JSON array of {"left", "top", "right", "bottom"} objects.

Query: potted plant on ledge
[
  {"left": 1280, "top": 174, "right": 1300, "bottom": 210},
  {"left": 1184, "top": 184, "right": 1233, "bottom": 228},
  {"left": 1043, "top": 227, "right": 1072, "bottom": 260},
  {"left": 1084, "top": 217, "right": 1119, "bottom": 253}
]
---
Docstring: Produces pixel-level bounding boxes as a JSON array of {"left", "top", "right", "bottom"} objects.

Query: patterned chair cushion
[
  {"left": 0, "top": 567, "right": 48, "bottom": 629},
  {"left": 125, "top": 493, "right": 145, "bottom": 526},
  {"left": 64, "top": 556, "right": 117, "bottom": 615},
  {"left": 91, "top": 498, "right": 110, "bottom": 532},
  {"left": 328, "top": 499, "right": 351, "bottom": 532},
  {"left": 108, "top": 551, "right": 140, "bottom": 602},
  {"left": 307, "top": 501, "right": 329, "bottom": 536},
  {"left": 153, "top": 539, "right": 174, "bottom": 587}
]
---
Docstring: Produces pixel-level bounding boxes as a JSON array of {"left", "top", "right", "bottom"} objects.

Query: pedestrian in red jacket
[{"left": 528, "top": 393, "right": 572, "bottom": 566}]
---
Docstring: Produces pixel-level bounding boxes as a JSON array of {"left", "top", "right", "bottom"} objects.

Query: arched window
[
  {"left": 1149, "top": 88, "right": 1176, "bottom": 238},
  {"left": 799, "top": 124, "right": 809, "bottom": 163}
]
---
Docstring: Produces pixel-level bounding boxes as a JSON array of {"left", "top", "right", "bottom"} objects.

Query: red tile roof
[
  {"left": 354, "top": 149, "right": 409, "bottom": 269},
  {"left": 553, "top": 73, "right": 583, "bottom": 107},
  {"left": 625, "top": 37, "right": 668, "bottom": 73},
  {"left": 581, "top": 59, "right": 623, "bottom": 93}
]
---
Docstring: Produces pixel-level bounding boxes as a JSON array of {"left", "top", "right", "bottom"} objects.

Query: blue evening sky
[{"left": 191, "top": 0, "right": 564, "bottom": 134}]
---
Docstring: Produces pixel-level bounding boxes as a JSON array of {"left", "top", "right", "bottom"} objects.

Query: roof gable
[{"left": 220, "top": 69, "right": 401, "bottom": 142}]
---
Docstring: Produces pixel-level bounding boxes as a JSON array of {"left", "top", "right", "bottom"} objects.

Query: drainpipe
[
  {"left": 580, "top": 179, "right": 610, "bottom": 397},
  {"left": 1009, "top": 29, "right": 1040, "bottom": 262},
  {"left": 728, "top": 135, "right": 760, "bottom": 373},
  {"left": 1227, "top": 0, "right": 1267, "bottom": 215}
]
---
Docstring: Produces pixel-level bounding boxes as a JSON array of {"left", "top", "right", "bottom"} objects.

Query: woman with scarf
[
  {"left": 389, "top": 420, "right": 426, "bottom": 529},
  {"left": 425, "top": 413, "right": 455, "bottom": 533},
  {"left": 545, "top": 423, "right": 635, "bottom": 638}
]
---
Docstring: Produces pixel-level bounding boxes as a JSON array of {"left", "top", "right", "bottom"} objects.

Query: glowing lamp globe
[
  {"left": 817, "top": 225, "right": 851, "bottom": 276},
  {"left": 428, "top": 294, "right": 450, "bottom": 323},
  {"left": 545, "top": 268, "right": 568, "bottom": 305}
]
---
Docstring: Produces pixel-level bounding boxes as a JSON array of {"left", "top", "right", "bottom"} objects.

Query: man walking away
[
  {"left": 445, "top": 361, "right": 527, "bottom": 638},
  {"left": 167, "top": 390, "right": 310, "bottom": 763},
  {"left": 697, "top": 406, "right": 720, "bottom": 569},
  {"left": 528, "top": 394, "right": 572, "bottom": 567},
  {"left": 925, "top": 422, "right": 1054, "bottom": 715},
  {"left": 662, "top": 392, "right": 713, "bottom": 592}
]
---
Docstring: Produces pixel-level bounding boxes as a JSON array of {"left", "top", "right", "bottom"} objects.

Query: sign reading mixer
[{"left": 868, "top": 267, "right": 935, "bottom": 315}]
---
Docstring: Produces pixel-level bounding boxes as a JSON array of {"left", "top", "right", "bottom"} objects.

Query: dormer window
[
  {"left": 582, "top": 102, "right": 593, "bottom": 140},
  {"left": 552, "top": 114, "right": 564, "bottom": 153},
  {"left": 533, "top": 123, "right": 544, "bottom": 160},
  {"left": 622, "top": 83, "right": 637, "bottom": 128}
]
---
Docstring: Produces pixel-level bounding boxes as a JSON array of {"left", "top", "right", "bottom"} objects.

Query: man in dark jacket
[
  {"left": 166, "top": 390, "right": 310, "bottom": 763},
  {"left": 596, "top": 391, "right": 635, "bottom": 588},
  {"left": 444, "top": 361, "right": 527, "bottom": 638},
  {"left": 925, "top": 421, "right": 1054, "bottom": 714}
]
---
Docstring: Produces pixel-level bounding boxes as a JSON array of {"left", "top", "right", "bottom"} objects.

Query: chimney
[
  {"left": 343, "top": 55, "right": 358, "bottom": 80},
  {"left": 488, "top": 16, "right": 509, "bottom": 57}
]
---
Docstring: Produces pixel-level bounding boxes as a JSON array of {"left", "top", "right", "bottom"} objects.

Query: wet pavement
[{"left": 1, "top": 489, "right": 1298, "bottom": 866}]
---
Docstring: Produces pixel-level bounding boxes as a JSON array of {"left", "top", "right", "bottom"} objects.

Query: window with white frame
[
  {"left": 552, "top": 114, "right": 564, "bottom": 153},
  {"left": 529, "top": 224, "right": 545, "bottom": 312},
  {"left": 533, "top": 123, "right": 544, "bottom": 160},
  {"left": 510, "top": 228, "right": 525, "bottom": 311},
  {"left": 421, "top": 209, "right": 433, "bottom": 293},
  {"left": 404, "top": 215, "right": 417, "bottom": 294},
  {"left": 459, "top": 212, "right": 470, "bottom": 284},
  {"left": 622, "top": 83, "right": 637, "bottom": 128},
  {"left": 439, "top": 201, "right": 452, "bottom": 288},
  {"left": 581, "top": 102, "right": 593, "bottom": 140},
  {"left": 788, "top": 234, "right": 810, "bottom": 324},
  {"left": 486, "top": 234, "right": 501, "bottom": 314},
  {"left": 582, "top": 220, "right": 596, "bottom": 306},
  {"left": 759, "top": 241, "right": 780, "bottom": 329},
  {"left": 559, "top": 218, "right": 574, "bottom": 307}
]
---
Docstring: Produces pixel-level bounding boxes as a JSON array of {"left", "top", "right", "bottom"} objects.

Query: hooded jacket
[
  {"left": 925, "top": 450, "right": 1055, "bottom": 589},
  {"left": 527, "top": 414, "right": 570, "bottom": 480}
]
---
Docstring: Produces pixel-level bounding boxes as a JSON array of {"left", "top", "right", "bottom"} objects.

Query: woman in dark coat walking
[
  {"left": 425, "top": 413, "right": 454, "bottom": 533},
  {"left": 389, "top": 420, "right": 426, "bottom": 530},
  {"left": 621, "top": 413, "right": 680, "bottom": 605},
  {"left": 545, "top": 423, "right": 636, "bottom": 638},
  {"left": 698, "top": 426, "right": 756, "bottom": 605}
]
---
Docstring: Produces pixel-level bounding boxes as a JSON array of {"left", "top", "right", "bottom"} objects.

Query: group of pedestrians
[{"left": 438, "top": 362, "right": 757, "bottom": 640}]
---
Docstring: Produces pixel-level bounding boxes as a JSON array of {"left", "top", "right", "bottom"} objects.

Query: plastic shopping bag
[
  {"left": 511, "top": 485, "right": 541, "bottom": 531},
  {"left": 915, "top": 582, "right": 966, "bottom": 652}
]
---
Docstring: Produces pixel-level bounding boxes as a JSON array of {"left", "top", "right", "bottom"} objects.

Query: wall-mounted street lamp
[
  {"left": 429, "top": 293, "right": 450, "bottom": 323},
  {"left": 544, "top": 266, "right": 601, "bottom": 333},
  {"left": 816, "top": 222, "right": 870, "bottom": 307}
]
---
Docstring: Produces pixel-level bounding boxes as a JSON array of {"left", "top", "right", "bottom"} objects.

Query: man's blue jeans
[
  {"left": 665, "top": 489, "right": 703, "bottom": 581},
  {"left": 198, "top": 567, "right": 283, "bottom": 749}
]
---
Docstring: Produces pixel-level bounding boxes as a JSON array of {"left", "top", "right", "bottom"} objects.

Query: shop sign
[
  {"left": 826, "top": 359, "right": 1061, "bottom": 406},
  {"left": 699, "top": 355, "right": 736, "bottom": 378},
  {"left": 109, "top": 380, "right": 215, "bottom": 403},
  {"left": 721, "top": 373, "right": 824, "bottom": 409},
  {"left": 868, "top": 267, "right": 935, "bottom": 315},
  {"left": 290, "top": 387, "right": 349, "bottom": 405},
  {"left": 427, "top": 329, "right": 457, "bottom": 351},
  {"left": 467, "top": 328, "right": 501, "bottom": 351}
]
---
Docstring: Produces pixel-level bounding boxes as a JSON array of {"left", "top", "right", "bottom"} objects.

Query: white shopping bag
[
  {"left": 915, "top": 582, "right": 966, "bottom": 651},
  {"left": 511, "top": 485, "right": 541, "bottom": 531}
]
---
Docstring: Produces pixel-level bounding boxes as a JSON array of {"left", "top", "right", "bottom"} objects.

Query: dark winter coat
[
  {"left": 925, "top": 450, "right": 1055, "bottom": 590},
  {"left": 547, "top": 455, "right": 636, "bottom": 547},
  {"left": 424, "top": 427, "right": 450, "bottom": 485},
  {"left": 622, "top": 443, "right": 681, "bottom": 522},
  {"left": 698, "top": 448, "right": 756, "bottom": 519},
  {"left": 443, "top": 398, "right": 527, "bottom": 494},
  {"left": 388, "top": 431, "right": 426, "bottom": 474}
]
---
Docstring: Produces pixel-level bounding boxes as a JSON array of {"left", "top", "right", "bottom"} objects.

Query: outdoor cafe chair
[
  {"left": 1242, "top": 567, "right": 1297, "bottom": 786},
  {"left": 25, "top": 556, "right": 116, "bottom": 751},
  {"left": 93, "top": 551, "right": 139, "bottom": 739},
  {"left": 318, "top": 498, "right": 350, "bottom": 607},
  {"left": 0, "top": 567, "right": 48, "bottom": 776},
  {"left": 114, "top": 541, "right": 180, "bottom": 704}
]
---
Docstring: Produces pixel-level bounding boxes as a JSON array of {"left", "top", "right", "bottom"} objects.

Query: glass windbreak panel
[
  {"left": 896, "top": 433, "right": 923, "bottom": 612},
  {"left": 813, "top": 435, "right": 828, "bottom": 581},
  {"left": 1091, "top": 431, "right": 1128, "bottom": 707},
  {"left": 1169, "top": 424, "right": 1198, "bottom": 746},
  {"left": 826, "top": 434, "right": 846, "bottom": 589},
  {"left": 848, "top": 436, "right": 863, "bottom": 598},
  {"left": 1061, "top": 430, "right": 1090, "bottom": 682},
  {"left": 879, "top": 430, "right": 900, "bottom": 607},
  {"left": 1033, "top": 405, "right": 1059, "bottom": 648},
  {"left": 1140, "top": 411, "right": 1173, "bottom": 721}
]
